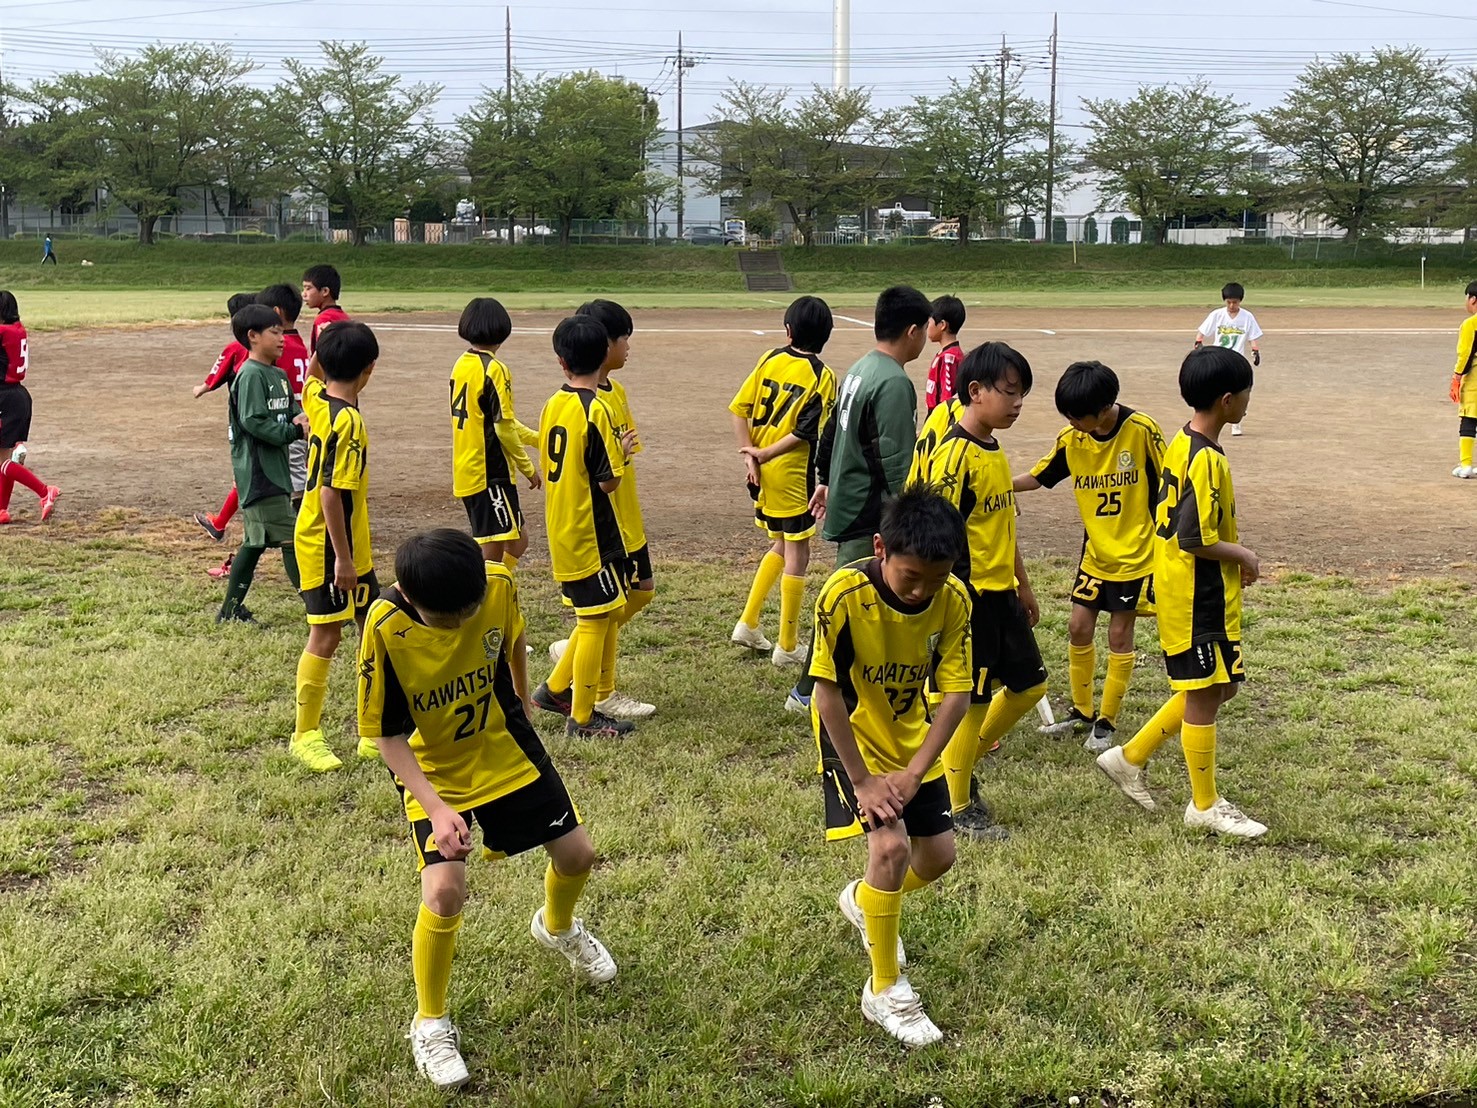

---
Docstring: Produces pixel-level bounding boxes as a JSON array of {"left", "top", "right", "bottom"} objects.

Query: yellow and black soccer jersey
[
  {"left": 907, "top": 397, "right": 961, "bottom": 486},
  {"left": 1455, "top": 315, "right": 1477, "bottom": 416},
  {"left": 296, "top": 395, "right": 372, "bottom": 588},
  {"left": 810, "top": 558, "right": 972, "bottom": 781},
  {"left": 358, "top": 563, "right": 544, "bottom": 820},
  {"left": 1156, "top": 427, "right": 1241, "bottom": 655},
  {"left": 1030, "top": 406, "right": 1166, "bottom": 581},
  {"left": 729, "top": 346, "right": 838, "bottom": 520},
  {"left": 598, "top": 377, "right": 646, "bottom": 554},
  {"left": 450, "top": 349, "right": 534, "bottom": 497},
  {"left": 916, "top": 423, "right": 1017, "bottom": 593},
  {"left": 539, "top": 385, "right": 626, "bottom": 581},
  {"left": 301, "top": 375, "right": 329, "bottom": 450}
]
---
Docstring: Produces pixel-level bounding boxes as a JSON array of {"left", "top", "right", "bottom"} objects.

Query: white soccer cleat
[
  {"left": 771, "top": 642, "right": 808, "bottom": 668},
  {"left": 1230, "top": 423, "right": 1244, "bottom": 436},
  {"left": 408, "top": 1015, "right": 470, "bottom": 1091},
  {"left": 596, "top": 690, "right": 657, "bottom": 719},
  {"left": 9, "top": 443, "right": 26, "bottom": 466},
  {"left": 548, "top": 638, "right": 568, "bottom": 664},
  {"left": 1453, "top": 465, "right": 1475, "bottom": 479},
  {"left": 1095, "top": 746, "right": 1156, "bottom": 811},
  {"left": 861, "top": 975, "right": 942, "bottom": 1047},
  {"left": 838, "top": 879, "right": 907, "bottom": 968},
  {"left": 731, "top": 620, "right": 773, "bottom": 653},
  {"left": 531, "top": 908, "right": 618, "bottom": 983},
  {"left": 1183, "top": 796, "right": 1267, "bottom": 838}
]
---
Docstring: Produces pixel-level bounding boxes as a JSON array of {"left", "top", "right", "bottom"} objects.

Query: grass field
[{"left": 6, "top": 522, "right": 1477, "bottom": 1106}]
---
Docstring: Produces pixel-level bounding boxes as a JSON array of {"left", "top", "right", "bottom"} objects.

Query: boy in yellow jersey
[
  {"left": 1015, "top": 360, "right": 1166, "bottom": 754},
  {"left": 359, "top": 529, "right": 616, "bottom": 1093},
  {"left": 729, "top": 296, "right": 838, "bottom": 666},
  {"left": 291, "top": 321, "right": 378, "bottom": 772},
  {"left": 1096, "top": 346, "right": 1266, "bottom": 838},
  {"left": 542, "top": 300, "right": 655, "bottom": 720},
  {"left": 915, "top": 342, "right": 1048, "bottom": 841},
  {"left": 906, "top": 393, "right": 960, "bottom": 486},
  {"left": 449, "top": 297, "right": 541, "bottom": 564},
  {"left": 531, "top": 316, "right": 636, "bottom": 737},
  {"left": 1448, "top": 281, "right": 1477, "bottom": 478},
  {"left": 811, "top": 486, "right": 972, "bottom": 1047}
]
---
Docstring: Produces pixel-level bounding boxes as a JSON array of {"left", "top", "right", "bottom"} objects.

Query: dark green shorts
[{"left": 242, "top": 495, "right": 296, "bottom": 547}]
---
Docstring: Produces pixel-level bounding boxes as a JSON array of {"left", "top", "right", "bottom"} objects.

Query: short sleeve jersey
[
  {"left": 1155, "top": 427, "right": 1241, "bottom": 655},
  {"left": 279, "top": 330, "right": 310, "bottom": 400},
  {"left": 539, "top": 386, "right": 627, "bottom": 581},
  {"left": 450, "top": 349, "right": 520, "bottom": 497},
  {"left": 310, "top": 305, "right": 350, "bottom": 354},
  {"left": 295, "top": 395, "right": 373, "bottom": 588},
  {"left": 1197, "top": 308, "right": 1262, "bottom": 355},
  {"left": 357, "top": 565, "right": 545, "bottom": 820},
  {"left": 599, "top": 378, "right": 646, "bottom": 553},
  {"left": 1030, "top": 407, "right": 1166, "bottom": 581},
  {"left": 301, "top": 376, "right": 330, "bottom": 453},
  {"left": 0, "top": 322, "right": 28, "bottom": 385},
  {"left": 1454, "top": 314, "right": 1477, "bottom": 377},
  {"left": 917, "top": 424, "right": 1017, "bottom": 593},
  {"left": 908, "top": 398, "right": 961, "bottom": 486},
  {"left": 728, "top": 346, "right": 838, "bottom": 520},
  {"left": 924, "top": 342, "right": 962, "bottom": 411},
  {"left": 809, "top": 558, "right": 972, "bottom": 781}
]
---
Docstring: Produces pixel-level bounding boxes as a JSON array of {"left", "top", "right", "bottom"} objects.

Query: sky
[{"left": 2, "top": 0, "right": 1475, "bottom": 144}]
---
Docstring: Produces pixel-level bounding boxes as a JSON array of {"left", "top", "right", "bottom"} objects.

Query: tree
[
  {"left": 1437, "top": 69, "right": 1477, "bottom": 241},
  {"left": 459, "top": 74, "right": 537, "bottom": 242},
  {"left": 1084, "top": 81, "right": 1252, "bottom": 245},
  {"left": 206, "top": 84, "right": 301, "bottom": 223},
  {"left": 287, "top": 42, "right": 445, "bottom": 245},
  {"left": 899, "top": 65, "right": 1066, "bottom": 246},
  {"left": 27, "top": 44, "right": 254, "bottom": 244},
  {"left": 689, "top": 83, "right": 897, "bottom": 247},
  {"left": 1256, "top": 48, "right": 1456, "bottom": 242}
]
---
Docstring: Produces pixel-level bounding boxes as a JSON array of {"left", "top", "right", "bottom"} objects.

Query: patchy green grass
[{"left": 4, "top": 520, "right": 1477, "bottom": 1106}]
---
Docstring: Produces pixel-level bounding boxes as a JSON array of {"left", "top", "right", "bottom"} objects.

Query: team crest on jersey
[
  {"left": 482, "top": 628, "right": 504, "bottom": 660},
  {"left": 1118, "top": 450, "right": 1134, "bottom": 471}
]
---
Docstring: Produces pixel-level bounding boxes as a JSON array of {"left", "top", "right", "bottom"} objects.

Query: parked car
[{"left": 683, "top": 224, "right": 741, "bottom": 246}]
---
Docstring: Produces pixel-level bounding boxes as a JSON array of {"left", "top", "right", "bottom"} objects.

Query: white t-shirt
[{"left": 1197, "top": 308, "right": 1263, "bottom": 355}]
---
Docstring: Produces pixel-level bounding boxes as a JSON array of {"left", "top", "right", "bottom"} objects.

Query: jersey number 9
[{"left": 546, "top": 426, "right": 569, "bottom": 482}]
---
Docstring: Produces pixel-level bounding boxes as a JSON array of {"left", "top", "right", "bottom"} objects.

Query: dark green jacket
[
  {"left": 817, "top": 350, "right": 917, "bottom": 542},
  {"left": 229, "top": 358, "right": 303, "bottom": 507}
]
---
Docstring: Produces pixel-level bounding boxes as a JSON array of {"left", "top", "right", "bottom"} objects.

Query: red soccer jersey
[
  {"left": 925, "top": 342, "right": 963, "bottom": 410},
  {"left": 201, "top": 341, "right": 250, "bottom": 393},
  {"left": 279, "top": 329, "right": 310, "bottom": 399},
  {"left": 310, "top": 305, "right": 350, "bottom": 354},
  {"left": 0, "top": 322, "right": 27, "bottom": 385}
]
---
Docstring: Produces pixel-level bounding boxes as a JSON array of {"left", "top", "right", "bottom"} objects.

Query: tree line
[{"left": 2, "top": 41, "right": 1473, "bottom": 246}]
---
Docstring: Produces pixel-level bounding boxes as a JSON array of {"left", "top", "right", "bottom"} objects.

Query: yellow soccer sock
[
  {"left": 619, "top": 586, "right": 654, "bottom": 627},
  {"left": 412, "top": 903, "right": 462, "bottom": 1021},
  {"left": 980, "top": 683, "right": 1047, "bottom": 750},
  {"left": 778, "top": 574, "right": 806, "bottom": 652},
  {"left": 943, "top": 703, "right": 988, "bottom": 812},
  {"left": 1068, "top": 643, "right": 1096, "bottom": 718},
  {"left": 1121, "top": 692, "right": 1186, "bottom": 767},
  {"left": 543, "top": 861, "right": 590, "bottom": 934},
  {"left": 740, "top": 551, "right": 784, "bottom": 628},
  {"left": 855, "top": 881, "right": 904, "bottom": 992},
  {"left": 294, "top": 651, "right": 332, "bottom": 736},
  {"left": 1462, "top": 437, "right": 1474, "bottom": 468},
  {"left": 502, "top": 551, "right": 520, "bottom": 572},
  {"left": 1099, "top": 652, "right": 1136, "bottom": 725},
  {"left": 597, "top": 620, "right": 619, "bottom": 701},
  {"left": 1182, "top": 722, "right": 1218, "bottom": 811},
  {"left": 571, "top": 617, "right": 609, "bottom": 725},
  {"left": 902, "top": 867, "right": 932, "bottom": 895}
]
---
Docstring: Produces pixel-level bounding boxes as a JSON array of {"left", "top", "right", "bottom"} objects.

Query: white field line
[{"left": 369, "top": 321, "right": 1453, "bottom": 338}]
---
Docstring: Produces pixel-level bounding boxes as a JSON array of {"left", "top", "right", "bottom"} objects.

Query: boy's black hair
[
  {"left": 257, "top": 283, "right": 303, "bottom": 324},
  {"left": 232, "top": 304, "right": 282, "bottom": 349},
  {"left": 1179, "top": 346, "right": 1253, "bottom": 410},
  {"left": 553, "top": 315, "right": 611, "bottom": 376},
  {"left": 1221, "top": 282, "right": 1246, "bottom": 301},
  {"left": 879, "top": 485, "right": 966, "bottom": 566},
  {"left": 930, "top": 294, "right": 966, "bottom": 335},
  {"left": 874, "top": 285, "right": 932, "bottom": 342},
  {"left": 303, "top": 264, "right": 342, "bottom": 299},
  {"left": 0, "top": 291, "right": 19, "bottom": 325},
  {"left": 1466, "top": 280, "right": 1477, "bottom": 299},
  {"left": 394, "top": 529, "right": 489, "bottom": 616},
  {"left": 1055, "top": 360, "right": 1119, "bottom": 419},
  {"left": 784, "top": 295, "right": 833, "bottom": 352},
  {"left": 575, "top": 298, "right": 634, "bottom": 340},
  {"left": 227, "top": 292, "right": 257, "bottom": 316},
  {"left": 954, "top": 340, "right": 1033, "bottom": 402},
  {"left": 317, "top": 320, "right": 379, "bottom": 381},
  {"left": 458, "top": 297, "right": 513, "bottom": 347}
]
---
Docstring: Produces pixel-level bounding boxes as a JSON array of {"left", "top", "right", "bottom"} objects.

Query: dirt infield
[{"left": 18, "top": 306, "right": 1475, "bottom": 577}]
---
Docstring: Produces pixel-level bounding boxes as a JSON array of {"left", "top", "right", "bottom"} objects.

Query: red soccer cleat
[{"left": 39, "top": 486, "right": 60, "bottom": 521}]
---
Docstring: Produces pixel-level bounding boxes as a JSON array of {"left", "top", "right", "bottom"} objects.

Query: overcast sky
[{"left": 3, "top": 0, "right": 1476, "bottom": 139}]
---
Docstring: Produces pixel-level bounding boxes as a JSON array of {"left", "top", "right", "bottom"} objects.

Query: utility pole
[
  {"left": 502, "top": 7, "right": 513, "bottom": 244},
  {"left": 1044, "top": 14, "right": 1058, "bottom": 246},
  {"left": 996, "top": 36, "right": 1011, "bottom": 229},
  {"left": 675, "top": 33, "right": 696, "bottom": 239},
  {"left": 832, "top": 0, "right": 851, "bottom": 91}
]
